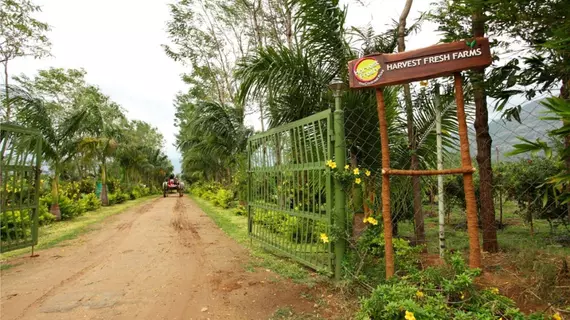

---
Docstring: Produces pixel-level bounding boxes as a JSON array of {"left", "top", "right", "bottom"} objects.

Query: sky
[{"left": 5, "top": 0, "right": 439, "bottom": 173}]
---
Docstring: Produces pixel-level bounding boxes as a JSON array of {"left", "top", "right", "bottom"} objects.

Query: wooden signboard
[
  {"left": 347, "top": 37, "right": 491, "bottom": 278},
  {"left": 348, "top": 37, "right": 491, "bottom": 88}
]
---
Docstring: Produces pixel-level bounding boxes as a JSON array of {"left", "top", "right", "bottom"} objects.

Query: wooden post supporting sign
[{"left": 348, "top": 37, "right": 492, "bottom": 278}]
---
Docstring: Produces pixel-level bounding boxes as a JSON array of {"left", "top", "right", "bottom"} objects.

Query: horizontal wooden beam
[{"left": 382, "top": 167, "right": 475, "bottom": 176}]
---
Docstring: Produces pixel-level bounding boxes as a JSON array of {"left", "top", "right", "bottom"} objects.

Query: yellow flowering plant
[{"left": 325, "top": 161, "right": 373, "bottom": 191}]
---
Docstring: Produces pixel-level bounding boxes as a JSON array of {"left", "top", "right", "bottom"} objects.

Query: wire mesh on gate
[
  {"left": 1, "top": 124, "right": 42, "bottom": 253},
  {"left": 247, "top": 110, "right": 334, "bottom": 272},
  {"left": 342, "top": 89, "right": 569, "bottom": 260}
]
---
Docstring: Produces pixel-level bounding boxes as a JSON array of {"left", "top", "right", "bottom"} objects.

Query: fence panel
[
  {"left": 247, "top": 110, "right": 334, "bottom": 272},
  {"left": 1, "top": 123, "right": 42, "bottom": 253}
]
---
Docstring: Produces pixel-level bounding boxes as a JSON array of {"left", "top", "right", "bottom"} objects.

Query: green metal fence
[
  {"left": 1, "top": 124, "right": 42, "bottom": 253},
  {"left": 247, "top": 110, "right": 334, "bottom": 272}
]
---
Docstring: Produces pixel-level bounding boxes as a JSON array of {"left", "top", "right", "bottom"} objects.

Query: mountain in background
[{"left": 468, "top": 99, "right": 559, "bottom": 162}]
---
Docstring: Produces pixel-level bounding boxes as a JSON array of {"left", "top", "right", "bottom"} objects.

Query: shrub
[
  {"left": 130, "top": 189, "right": 140, "bottom": 200},
  {"left": 0, "top": 210, "right": 31, "bottom": 241},
  {"left": 82, "top": 193, "right": 101, "bottom": 211},
  {"left": 38, "top": 202, "right": 55, "bottom": 226},
  {"left": 78, "top": 177, "right": 96, "bottom": 194},
  {"left": 107, "top": 178, "right": 122, "bottom": 194},
  {"left": 212, "top": 188, "right": 234, "bottom": 208},
  {"left": 113, "top": 192, "right": 128, "bottom": 204},
  {"left": 356, "top": 253, "right": 544, "bottom": 320},
  {"left": 108, "top": 193, "right": 117, "bottom": 205},
  {"left": 234, "top": 205, "right": 247, "bottom": 216},
  {"left": 59, "top": 195, "right": 80, "bottom": 220}
]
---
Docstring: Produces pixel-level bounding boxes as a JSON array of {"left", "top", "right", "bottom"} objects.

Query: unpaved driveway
[{"left": 0, "top": 197, "right": 323, "bottom": 320}]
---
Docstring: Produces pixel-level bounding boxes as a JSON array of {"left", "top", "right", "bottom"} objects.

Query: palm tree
[
  {"left": 176, "top": 97, "right": 252, "bottom": 182},
  {"left": 6, "top": 86, "right": 88, "bottom": 219},
  {"left": 78, "top": 86, "right": 127, "bottom": 205},
  {"left": 235, "top": 0, "right": 463, "bottom": 240}
]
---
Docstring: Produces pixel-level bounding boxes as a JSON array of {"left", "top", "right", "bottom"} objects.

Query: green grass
[
  {"left": 0, "top": 195, "right": 159, "bottom": 260},
  {"left": 191, "top": 196, "right": 323, "bottom": 286},
  {"left": 393, "top": 200, "right": 570, "bottom": 257},
  {"left": 269, "top": 307, "right": 321, "bottom": 320},
  {"left": 0, "top": 262, "right": 19, "bottom": 270}
]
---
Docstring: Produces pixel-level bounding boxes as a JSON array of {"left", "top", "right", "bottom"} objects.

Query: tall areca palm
[{"left": 78, "top": 86, "right": 127, "bottom": 205}]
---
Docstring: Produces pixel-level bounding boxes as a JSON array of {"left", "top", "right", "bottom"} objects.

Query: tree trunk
[
  {"left": 3, "top": 61, "right": 10, "bottom": 122},
  {"left": 472, "top": 7, "right": 499, "bottom": 253},
  {"left": 398, "top": 0, "right": 425, "bottom": 248},
  {"left": 285, "top": 3, "right": 293, "bottom": 49},
  {"left": 100, "top": 158, "right": 109, "bottom": 206},
  {"left": 49, "top": 165, "right": 61, "bottom": 220}
]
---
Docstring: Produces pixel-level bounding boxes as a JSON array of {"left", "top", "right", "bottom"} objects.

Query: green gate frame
[
  {"left": 1, "top": 123, "right": 42, "bottom": 253},
  {"left": 247, "top": 110, "right": 335, "bottom": 272}
]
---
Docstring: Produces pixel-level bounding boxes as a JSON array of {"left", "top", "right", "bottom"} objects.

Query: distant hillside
[{"left": 468, "top": 99, "right": 559, "bottom": 162}]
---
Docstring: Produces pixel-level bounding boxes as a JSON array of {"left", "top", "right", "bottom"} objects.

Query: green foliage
[
  {"left": 78, "top": 177, "right": 96, "bottom": 194},
  {"left": 356, "top": 253, "right": 543, "bottom": 320},
  {"left": 81, "top": 193, "right": 102, "bottom": 211},
  {"left": 38, "top": 200, "right": 55, "bottom": 226},
  {"left": 190, "top": 181, "right": 237, "bottom": 209},
  {"left": 0, "top": 210, "right": 31, "bottom": 241},
  {"left": 233, "top": 205, "right": 247, "bottom": 216},
  {"left": 499, "top": 158, "right": 568, "bottom": 228},
  {"left": 212, "top": 188, "right": 234, "bottom": 209}
]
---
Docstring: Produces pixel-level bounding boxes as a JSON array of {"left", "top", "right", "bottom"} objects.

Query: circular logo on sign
[{"left": 354, "top": 58, "right": 381, "bottom": 83}]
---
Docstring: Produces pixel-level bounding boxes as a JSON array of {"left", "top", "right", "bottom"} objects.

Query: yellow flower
[
  {"left": 366, "top": 217, "right": 378, "bottom": 225},
  {"left": 330, "top": 162, "right": 337, "bottom": 169},
  {"left": 416, "top": 291, "right": 424, "bottom": 298},
  {"left": 320, "top": 233, "right": 329, "bottom": 243},
  {"left": 355, "top": 178, "right": 362, "bottom": 184},
  {"left": 344, "top": 164, "right": 350, "bottom": 170},
  {"left": 364, "top": 169, "right": 371, "bottom": 177},
  {"left": 326, "top": 159, "right": 333, "bottom": 168},
  {"left": 460, "top": 292, "right": 465, "bottom": 300},
  {"left": 353, "top": 168, "right": 360, "bottom": 175},
  {"left": 405, "top": 311, "right": 416, "bottom": 320},
  {"left": 490, "top": 287, "right": 499, "bottom": 295},
  {"left": 553, "top": 313, "right": 562, "bottom": 320}
]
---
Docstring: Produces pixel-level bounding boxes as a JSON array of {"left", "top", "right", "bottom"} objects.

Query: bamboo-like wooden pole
[
  {"left": 375, "top": 88, "right": 395, "bottom": 278},
  {"left": 454, "top": 72, "right": 482, "bottom": 269},
  {"left": 382, "top": 168, "right": 475, "bottom": 176}
]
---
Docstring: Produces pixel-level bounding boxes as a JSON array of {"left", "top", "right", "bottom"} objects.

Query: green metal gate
[
  {"left": 247, "top": 110, "right": 334, "bottom": 272},
  {"left": 1, "top": 124, "right": 42, "bottom": 253}
]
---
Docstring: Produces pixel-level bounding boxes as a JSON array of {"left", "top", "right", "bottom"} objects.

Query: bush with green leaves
[
  {"left": 356, "top": 253, "right": 546, "bottom": 320},
  {"left": 0, "top": 210, "right": 31, "bottom": 241},
  {"left": 81, "top": 193, "right": 102, "bottom": 211},
  {"left": 38, "top": 200, "right": 55, "bottom": 226},
  {"left": 500, "top": 157, "right": 567, "bottom": 231},
  {"left": 212, "top": 188, "right": 234, "bottom": 208},
  {"left": 78, "top": 177, "right": 96, "bottom": 194}
]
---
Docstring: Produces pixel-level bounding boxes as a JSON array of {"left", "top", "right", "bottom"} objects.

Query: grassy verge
[
  {"left": 190, "top": 195, "right": 324, "bottom": 286},
  {"left": 0, "top": 195, "right": 158, "bottom": 261}
]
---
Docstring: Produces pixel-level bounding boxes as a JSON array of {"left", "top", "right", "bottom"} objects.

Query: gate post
[{"left": 329, "top": 77, "right": 347, "bottom": 280}]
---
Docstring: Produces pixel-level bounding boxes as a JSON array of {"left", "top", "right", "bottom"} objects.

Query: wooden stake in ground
[
  {"left": 375, "top": 88, "right": 395, "bottom": 278},
  {"left": 454, "top": 73, "right": 482, "bottom": 269}
]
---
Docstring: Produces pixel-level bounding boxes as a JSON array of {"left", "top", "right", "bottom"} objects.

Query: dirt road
[{"left": 1, "top": 197, "right": 323, "bottom": 320}]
